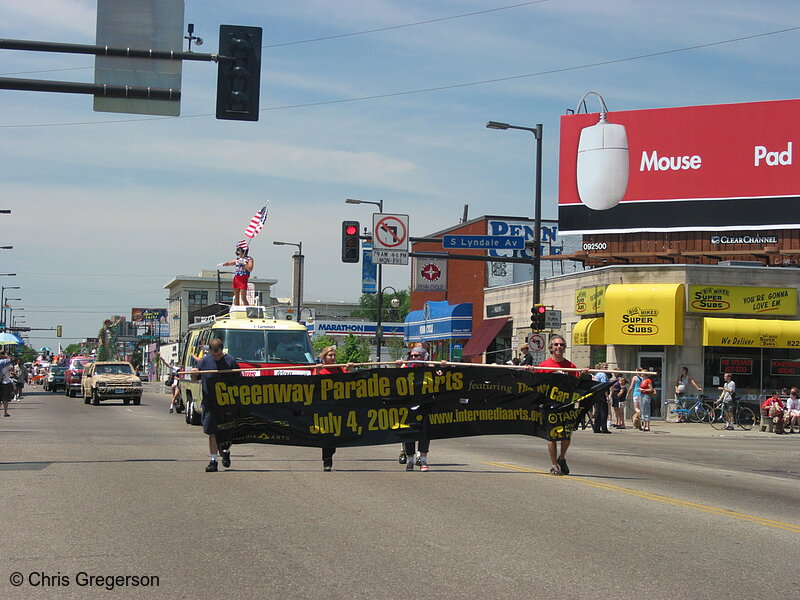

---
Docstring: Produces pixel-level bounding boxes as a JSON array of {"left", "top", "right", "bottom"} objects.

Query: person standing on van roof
[
  {"left": 191, "top": 338, "right": 240, "bottom": 472},
  {"left": 218, "top": 242, "right": 254, "bottom": 306}
]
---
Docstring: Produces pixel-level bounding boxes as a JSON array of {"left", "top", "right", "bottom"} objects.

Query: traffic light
[
  {"left": 216, "top": 25, "right": 262, "bottom": 121},
  {"left": 530, "top": 304, "right": 546, "bottom": 330},
  {"left": 56, "top": 325, "right": 62, "bottom": 337},
  {"left": 342, "top": 221, "right": 360, "bottom": 263}
]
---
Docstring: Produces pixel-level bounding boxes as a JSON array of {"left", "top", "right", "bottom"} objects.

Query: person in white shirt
[
  {"left": 0, "top": 352, "right": 14, "bottom": 417},
  {"left": 785, "top": 388, "right": 800, "bottom": 433},
  {"left": 717, "top": 373, "right": 736, "bottom": 430}
]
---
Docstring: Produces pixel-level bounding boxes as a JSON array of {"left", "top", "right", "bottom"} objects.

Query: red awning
[{"left": 461, "top": 317, "right": 510, "bottom": 358}]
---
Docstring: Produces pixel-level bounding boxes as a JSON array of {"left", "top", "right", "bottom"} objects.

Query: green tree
[
  {"left": 352, "top": 289, "right": 410, "bottom": 322},
  {"left": 338, "top": 333, "right": 371, "bottom": 364},
  {"left": 385, "top": 336, "right": 407, "bottom": 361},
  {"left": 311, "top": 333, "right": 336, "bottom": 355}
]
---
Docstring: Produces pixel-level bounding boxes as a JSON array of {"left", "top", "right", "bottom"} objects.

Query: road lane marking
[{"left": 482, "top": 461, "right": 800, "bottom": 534}]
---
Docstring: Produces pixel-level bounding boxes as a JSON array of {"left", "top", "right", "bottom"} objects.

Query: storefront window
[{"left": 703, "top": 347, "right": 800, "bottom": 396}]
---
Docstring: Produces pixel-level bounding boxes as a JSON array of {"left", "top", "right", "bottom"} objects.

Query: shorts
[
  {"left": 201, "top": 407, "right": 217, "bottom": 435},
  {"left": 612, "top": 398, "right": 626, "bottom": 408},
  {"left": 232, "top": 274, "right": 250, "bottom": 290},
  {"left": 2, "top": 382, "right": 13, "bottom": 402}
]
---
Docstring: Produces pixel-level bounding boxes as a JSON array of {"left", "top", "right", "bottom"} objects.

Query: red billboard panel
[{"left": 558, "top": 98, "right": 800, "bottom": 233}]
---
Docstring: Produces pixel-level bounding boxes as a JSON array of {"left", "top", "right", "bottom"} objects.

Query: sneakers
[
  {"left": 414, "top": 451, "right": 422, "bottom": 466},
  {"left": 406, "top": 461, "right": 414, "bottom": 471},
  {"left": 205, "top": 460, "right": 218, "bottom": 472},
  {"left": 724, "top": 424, "right": 735, "bottom": 430},
  {"left": 168, "top": 406, "right": 174, "bottom": 413},
  {"left": 419, "top": 460, "right": 429, "bottom": 472},
  {"left": 221, "top": 450, "right": 231, "bottom": 468},
  {"left": 549, "top": 465, "right": 563, "bottom": 476},
  {"left": 557, "top": 458, "right": 570, "bottom": 475},
  {"left": 398, "top": 450, "right": 407, "bottom": 464},
  {"left": 323, "top": 462, "right": 332, "bottom": 472}
]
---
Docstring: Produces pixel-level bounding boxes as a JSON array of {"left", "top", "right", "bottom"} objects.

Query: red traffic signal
[
  {"left": 342, "top": 220, "right": 360, "bottom": 263},
  {"left": 530, "top": 304, "right": 547, "bottom": 330}
]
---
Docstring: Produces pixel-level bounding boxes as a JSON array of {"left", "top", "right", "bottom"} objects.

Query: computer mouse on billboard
[{"left": 576, "top": 114, "right": 629, "bottom": 210}]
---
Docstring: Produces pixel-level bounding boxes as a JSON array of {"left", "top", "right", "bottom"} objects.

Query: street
[{"left": 2, "top": 384, "right": 798, "bottom": 600}]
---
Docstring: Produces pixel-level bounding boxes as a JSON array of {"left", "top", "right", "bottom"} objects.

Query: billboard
[
  {"left": 132, "top": 308, "right": 168, "bottom": 322},
  {"left": 558, "top": 98, "right": 800, "bottom": 233}
]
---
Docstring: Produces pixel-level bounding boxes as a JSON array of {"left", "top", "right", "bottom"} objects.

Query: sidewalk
[{"left": 586, "top": 419, "right": 800, "bottom": 440}]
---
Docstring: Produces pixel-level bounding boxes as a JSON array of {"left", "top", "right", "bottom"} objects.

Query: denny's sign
[
  {"left": 604, "top": 284, "right": 684, "bottom": 345},
  {"left": 688, "top": 285, "right": 796, "bottom": 316}
]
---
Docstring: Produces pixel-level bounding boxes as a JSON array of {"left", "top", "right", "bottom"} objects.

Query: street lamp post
[
  {"left": 1, "top": 285, "right": 20, "bottom": 332},
  {"left": 273, "top": 241, "right": 304, "bottom": 322},
  {"left": 345, "top": 198, "right": 387, "bottom": 361},
  {"left": 486, "top": 121, "right": 543, "bottom": 306}
]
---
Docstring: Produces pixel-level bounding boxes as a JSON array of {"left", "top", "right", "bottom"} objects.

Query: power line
[
  {"left": 1, "top": 25, "right": 797, "bottom": 129},
  {"left": 0, "top": 1, "right": 549, "bottom": 78},
  {"left": 263, "top": 1, "right": 550, "bottom": 47}
]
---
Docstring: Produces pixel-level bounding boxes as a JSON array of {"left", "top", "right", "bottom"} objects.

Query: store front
[
  {"left": 404, "top": 301, "right": 473, "bottom": 361},
  {"left": 703, "top": 317, "right": 800, "bottom": 395}
]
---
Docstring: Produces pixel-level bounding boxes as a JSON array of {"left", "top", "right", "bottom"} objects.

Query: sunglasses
[{"left": 551, "top": 342, "right": 566, "bottom": 347}]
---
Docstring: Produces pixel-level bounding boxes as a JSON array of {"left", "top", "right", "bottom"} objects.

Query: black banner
[{"left": 209, "top": 366, "right": 610, "bottom": 449}]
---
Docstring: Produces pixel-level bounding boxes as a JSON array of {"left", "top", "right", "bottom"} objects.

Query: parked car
[
  {"left": 81, "top": 361, "right": 143, "bottom": 406},
  {"left": 43, "top": 366, "right": 66, "bottom": 393},
  {"left": 64, "top": 356, "right": 95, "bottom": 398}
]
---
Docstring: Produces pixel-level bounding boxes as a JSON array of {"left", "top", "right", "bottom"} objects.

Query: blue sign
[
  {"left": 442, "top": 235, "right": 525, "bottom": 250},
  {"left": 361, "top": 242, "right": 377, "bottom": 293}
]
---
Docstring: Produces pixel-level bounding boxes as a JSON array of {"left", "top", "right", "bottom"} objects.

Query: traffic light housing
[
  {"left": 56, "top": 325, "right": 62, "bottom": 337},
  {"left": 531, "top": 304, "right": 546, "bottom": 330},
  {"left": 342, "top": 221, "right": 360, "bottom": 263},
  {"left": 216, "top": 25, "right": 262, "bottom": 121}
]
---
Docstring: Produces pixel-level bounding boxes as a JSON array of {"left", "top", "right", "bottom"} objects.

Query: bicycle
[
  {"left": 661, "top": 395, "right": 712, "bottom": 423},
  {"left": 707, "top": 398, "right": 756, "bottom": 430}
]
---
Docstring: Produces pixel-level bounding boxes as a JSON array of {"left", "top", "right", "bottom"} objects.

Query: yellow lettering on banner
[
  {"left": 216, "top": 382, "right": 230, "bottom": 406},
  {"left": 421, "top": 372, "right": 435, "bottom": 394},
  {"left": 549, "top": 386, "right": 571, "bottom": 403},
  {"left": 240, "top": 385, "right": 251, "bottom": 405},
  {"left": 251, "top": 385, "right": 263, "bottom": 405},
  {"left": 395, "top": 375, "right": 408, "bottom": 395},
  {"left": 451, "top": 371, "right": 463, "bottom": 390},
  {"left": 421, "top": 371, "right": 464, "bottom": 394},
  {"left": 228, "top": 385, "right": 240, "bottom": 405}
]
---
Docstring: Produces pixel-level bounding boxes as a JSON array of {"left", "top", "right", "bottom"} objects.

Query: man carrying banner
[
  {"left": 536, "top": 335, "right": 586, "bottom": 475},
  {"left": 191, "top": 338, "right": 240, "bottom": 472}
]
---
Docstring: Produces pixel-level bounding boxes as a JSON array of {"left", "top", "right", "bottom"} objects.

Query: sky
[{"left": 2, "top": 0, "right": 800, "bottom": 346}]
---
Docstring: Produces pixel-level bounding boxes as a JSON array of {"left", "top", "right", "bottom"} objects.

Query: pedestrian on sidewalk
[{"left": 0, "top": 352, "right": 14, "bottom": 417}]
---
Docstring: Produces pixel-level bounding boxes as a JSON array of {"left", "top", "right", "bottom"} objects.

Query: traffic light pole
[{"left": 0, "top": 37, "right": 218, "bottom": 99}]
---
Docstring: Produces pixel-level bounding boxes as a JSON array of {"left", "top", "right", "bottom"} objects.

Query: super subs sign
[{"left": 558, "top": 98, "right": 800, "bottom": 233}]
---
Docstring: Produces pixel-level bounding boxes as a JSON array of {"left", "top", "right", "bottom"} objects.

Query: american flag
[
  {"left": 236, "top": 239, "right": 249, "bottom": 250},
  {"left": 244, "top": 204, "right": 269, "bottom": 239}
]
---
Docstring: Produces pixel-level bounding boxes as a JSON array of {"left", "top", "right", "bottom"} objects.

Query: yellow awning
[
  {"left": 604, "top": 283, "right": 684, "bottom": 345},
  {"left": 703, "top": 317, "right": 800, "bottom": 348},
  {"left": 573, "top": 317, "right": 604, "bottom": 346}
]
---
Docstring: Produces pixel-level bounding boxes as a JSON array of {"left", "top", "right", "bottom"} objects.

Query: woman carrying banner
[
  {"left": 396, "top": 347, "right": 439, "bottom": 471},
  {"left": 219, "top": 242, "right": 254, "bottom": 306},
  {"left": 315, "top": 346, "right": 352, "bottom": 471}
]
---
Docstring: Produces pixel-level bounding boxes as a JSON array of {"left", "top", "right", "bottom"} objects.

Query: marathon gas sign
[
  {"left": 311, "top": 321, "right": 404, "bottom": 337},
  {"left": 558, "top": 98, "right": 800, "bottom": 233}
]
